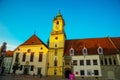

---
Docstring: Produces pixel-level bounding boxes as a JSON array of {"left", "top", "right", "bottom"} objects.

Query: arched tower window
[
  {"left": 54, "top": 58, "right": 57, "bottom": 66},
  {"left": 56, "top": 21, "right": 59, "bottom": 24},
  {"left": 54, "top": 43, "right": 58, "bottom": 48}
]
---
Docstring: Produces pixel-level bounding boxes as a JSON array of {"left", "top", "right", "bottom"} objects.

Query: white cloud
[{"left": 7, "top": 44, "right": 17, "bottom": 51}]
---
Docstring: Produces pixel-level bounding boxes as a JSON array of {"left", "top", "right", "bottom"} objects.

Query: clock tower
[{"left": 47, "top": 11, "right": 66, "bottom": 76}]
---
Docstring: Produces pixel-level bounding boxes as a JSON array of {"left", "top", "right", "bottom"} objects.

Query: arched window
[
  {"left": 22, "top": 53, "right": 26, "bottom": 62},
  {"left": 54, "top": 43, "right": 58, "bottom": 48},
  {"left": 69, "top": 48, "right": 74, "bottom": 56},
  {"left": 56, "top": 21, "right": 59, "bottom": 24},
  {"left": 97, "top": 46, "right": 103, "bottom": 54},
  {"left": 82, "top": 47, "right": 87, "bottom": 55}
]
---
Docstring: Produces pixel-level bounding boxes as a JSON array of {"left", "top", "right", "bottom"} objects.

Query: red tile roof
[
  {"left": 6, "top": 50, "right": 14, "bottom": 57},
  {"left": 21, "top": 34, "right": 47, "bottom": 47},
  {"left": 64, "top": 37, "right": 120, "bottom": 56},
  {"left": 111, "top": 37, "right": 120, "bottom": 51}
]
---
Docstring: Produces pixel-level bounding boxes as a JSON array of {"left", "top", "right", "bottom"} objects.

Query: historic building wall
[{"left": 72, "top": 55, "right": 102, "bottom": 77}]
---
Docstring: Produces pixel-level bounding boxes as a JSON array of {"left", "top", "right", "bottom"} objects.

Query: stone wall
[{"left": 101, "top": 66, "right": 120, "bottom": 80}]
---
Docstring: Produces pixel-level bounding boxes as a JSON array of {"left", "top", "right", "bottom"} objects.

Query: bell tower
[{"left": 48, "top": 11, "right": 66, "bottom": 76}]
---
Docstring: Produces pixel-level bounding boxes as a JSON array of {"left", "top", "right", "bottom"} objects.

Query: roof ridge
[
  {"left": 107, "top": 37, "right": 119, "bottom": 52},
  {"left": 21, "top": 34, "right": 48, "bottom": 47},
  {"left": 66, "top": 37, "right": 107, "bottom": 41}
]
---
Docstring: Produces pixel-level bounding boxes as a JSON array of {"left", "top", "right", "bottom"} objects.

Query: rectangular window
[
  {"left": 30, "top": 52, "right": 34, "bottom": 62},
  {"left": 93, "top": 60, "right": 97, "bottom": 65},
  {"left": 86, "top": 60, "right": 91, "bottom": 65},
  {"left": 113, "top": 59, "right": 116, "bottom": 65},
  {"left": 80, "top": 60, "right": 84, "bottom": 65},
  {"left": 109, "top": 58, "right": 112, "bottom": 65},
  {"left": 37, "top": 68, "right": 41, "bottom": 75},
  {"left": 73, "top": 60, "right": 77, "bottom": 66},
  {"left": 105, "top": 58, "right": 107, "bottom": 65},
  {"left": 15, "top": 53, "right": 19, "bottom": 62},
  {"left": 101, "top": 60, "right": 103, "bottom": 65},
  {"left": 80, "top": 70, "right": 84, "bottom": 75},
  {"left": 22, "top": 52, "right": 26, "bottom": 62},
  {"left": 39, "top": 52, "right": 43, "bottom": 62},
  {"left": 20, "top": 65, "right": 23, "bottom": 70},
  {"left": 31, "top": 65, "right": 34, "bottom": 71},
  {"left": 87, "top": 70, "right": 92, "bottom": 76},
  {"left": 94, "top": 70, "right": 99, "bottom": 75}
]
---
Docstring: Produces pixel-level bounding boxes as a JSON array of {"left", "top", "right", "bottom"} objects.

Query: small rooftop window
[
  {"left": 82, "top": 47, "right": 87, "bottom": 56},
  {"left": 97, "top": 46, "right": 103, "bottom": 54},
  {"left": 69, "top": 47, "right": 74, "bottom": 56}
]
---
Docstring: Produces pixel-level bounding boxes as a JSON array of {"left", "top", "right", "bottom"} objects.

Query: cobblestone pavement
[
  {"left": 0, "top": 74, "right": 114, "bottom": 80},
  {"left": 0, "top": 74, "right": 68, "bottom": 80}
]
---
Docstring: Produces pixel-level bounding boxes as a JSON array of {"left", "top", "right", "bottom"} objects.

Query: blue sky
[{"left": 0, "top": 0, "right": 120, "bottom": 50}]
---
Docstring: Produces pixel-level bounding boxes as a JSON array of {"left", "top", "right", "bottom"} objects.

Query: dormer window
[
  {"left": 97, "top": 46, "right": 103, "bottom": 54},
  {"left": 69, "top": 48, "right": 74, "bottom": 56},
  {"left": 82, "top": 47, "right": 87, "bottom": 55}
]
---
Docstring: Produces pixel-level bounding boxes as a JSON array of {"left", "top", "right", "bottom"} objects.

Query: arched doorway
[{"left": 65, "top": 68, "right": 71, "bottom": 78}]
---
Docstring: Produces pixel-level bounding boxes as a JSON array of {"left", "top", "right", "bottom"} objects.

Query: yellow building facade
[
  {"left": 10, "top": 34, "right": 48, "bottom": 76},
  {"left": 47, "top": 12, "right": 66, "bottom": 76}
]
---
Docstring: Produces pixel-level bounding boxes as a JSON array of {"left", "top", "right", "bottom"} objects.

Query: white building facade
[
  {"left": 72, "top": 55, "right": 101, "bottom": 77},
  {"left": 4, "top": 57, "right": 13, "bottom": 73}
]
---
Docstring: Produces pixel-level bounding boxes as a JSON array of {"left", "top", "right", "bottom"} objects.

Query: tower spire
[
  {"left": 58, "top": 9, "right": 61, "bottom": 16},
  {"left": 56, "top": 9, "right": 62, "bottom": 17}
]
